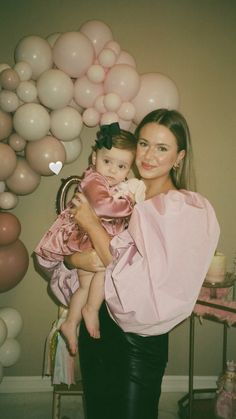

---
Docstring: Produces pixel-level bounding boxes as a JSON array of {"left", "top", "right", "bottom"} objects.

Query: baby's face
[{"left": 93, "top": 147, "right": 134, "bottom": 186}]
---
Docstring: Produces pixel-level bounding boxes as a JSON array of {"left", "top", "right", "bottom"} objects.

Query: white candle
[{"left": 206, "top": 252, "right": 226, "bottom": 283}]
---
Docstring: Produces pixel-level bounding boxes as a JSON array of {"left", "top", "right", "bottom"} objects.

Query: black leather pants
[{"left": 79, "top": 303, "right": 168, "bottom": 419}]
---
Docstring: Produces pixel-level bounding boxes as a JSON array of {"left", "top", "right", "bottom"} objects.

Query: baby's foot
[
  {"left": 60, "top": 320, "right": 78, "bottom": 355},
  {"left": 82, "top": 305, "right": 100, "bottom": 339}
]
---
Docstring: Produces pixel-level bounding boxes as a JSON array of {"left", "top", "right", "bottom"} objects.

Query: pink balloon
[
  {"left": 74, "top": 75, "right": 104, "bottom": 108},
  {"left": 100, "top": 112, "right": 119, "bottom": 125},
  {"left": 0, "top": 143, "right": 17, "bottom": 181},
  {"left": 116, "top": 50, "right": 136, "bottom": 67},
  {"left": 94, "top": 95, "right": 106, "bottom": 114},
  {"left": 6, "top": 158, "right": 41, "bottom": 195},
  {"left": 0, "top": 110, "right": 13, "bottom": 140},
  {"left": 0, "top": 212, "right": 21, "bottom": 246},
  {"left": 104, "top": 41, "right": 121, "bottom": 57},
  {"left": 98, "top": 48, "right": 116, "bottom": 68},
  {"left": 104, "top": 64, "right": 140, "bottom": 101},
  {"left": 0, "top": 239, "right": 29, "bottom": 293},
  {"left": 82, "top": 107, "right": 100, "bottom": 127},
  {"left": 53, "top": 32, "right": 95, "bottom": 78},
  {"left": 132, "top": 73, "right": 180, "bottom": 124},
  {"left": 104, "top": 93, "right": 121, "bottom": 112},
  {"left": 118, "top": 102, "right": 136, "bottom": 121},
  {"left": 0, "top": 69, "right": 20, "bottom": 91},
  {"left": 26, "top": 135, "right": 66, "bottom": 176},
  {"left": 14, "top": 35, "right": 53, "bottom": 80},
  {"left": 119, "top": 119, "right": 133, "bottom": 130},
  {"left": 79, "top": 20, "right": 113, "bottom": 56},
  {"left": 87, "top": 64, "right": 106, "bottom": 83}
]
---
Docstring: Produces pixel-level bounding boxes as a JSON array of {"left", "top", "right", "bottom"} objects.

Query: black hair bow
[{"left": 95, "top": 122, "right": 121, "bottom": 150}]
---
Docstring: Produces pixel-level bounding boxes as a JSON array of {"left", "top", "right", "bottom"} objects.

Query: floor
[{"left": 0, "top": 391, "right": 185, "bottom": 419}]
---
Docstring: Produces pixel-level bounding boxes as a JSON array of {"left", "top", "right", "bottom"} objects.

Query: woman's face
[{"left": 135, "top": 123, "right": 185, "bottom": 181}]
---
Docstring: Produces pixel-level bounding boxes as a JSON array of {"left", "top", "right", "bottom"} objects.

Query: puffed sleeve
[
  {"left": 81, "top": 170, "right": 134, "bottom": 218},
  {"left": 105, "top": 190, "right": 220, "bottom": 336}
]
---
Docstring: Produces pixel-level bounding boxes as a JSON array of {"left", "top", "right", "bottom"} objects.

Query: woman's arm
[{"left": 70, "top": 193, "right": 113, "bottom": 267}]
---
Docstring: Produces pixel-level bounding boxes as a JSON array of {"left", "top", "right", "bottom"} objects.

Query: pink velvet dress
[
  {"left": 105, "top": 189, "right": 220, "bottom": 336},
  {"left": 35, "top": 166, "right": 134, "bottom": 306}
]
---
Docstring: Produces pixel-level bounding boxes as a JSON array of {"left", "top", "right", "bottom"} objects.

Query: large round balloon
[
  {"left": 6, "top": 158, "right": 41, "bottom": 195},
  {"left": 0, "top": 143, "right": 17, "bottom": 181},
  {"left": 132, "top": 72, "right": 180, "bottom": 124},
  {"left": 104, "top": 64, "right": 140, "bottom": 101},
  {"left": 0, "top": 308, "right": 23, "bottom": 338},
  {"left": 0, "top": 338, "right": 21, "bottom": 367},
  {"left": 37, "top": 69, "right": 74, "bottom": 110},
  {"left": 14, "top": 35, "right": 53, "bottom": 80},
  {"left": 50, "top": 107, "right": 83, "bottom": 142},
  {"left": 13, "top": 103, "right": 50, "bottom": 141},
  {"left": 61, "top": 137, "right": 82, "bottom": 163},
  {"left": 0, "top": 239, "right": 29, "bottom": 293},
  {"left": 53, "top": 31, "right": 95, "bottom": 78},
  {"left": 80, "top": 20, "right": 113, "bottom": 56},
  {"left": 0, "top": 109, "right": 13, "bottom": 140},
  {"left": 74, "top": 75, "right": 104, "bottom": 109},
  {"left": 26, "top": 135, "right": 66, "bottom": 176},
  {"left": 0, "top": 212, "right": 21, "bottom": 246}
]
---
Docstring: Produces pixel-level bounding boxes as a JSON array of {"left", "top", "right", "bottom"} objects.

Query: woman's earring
[{"left": 173, "top": 163, "right": 179, "bottom": 171}]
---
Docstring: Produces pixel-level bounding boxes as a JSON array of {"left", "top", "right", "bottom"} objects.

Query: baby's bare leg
[
  {"left": 82, "top": 271, "right": 105, "bottom": 339},
  {"left": 60, "top": 270, "right": 93, "bottom": 355}
]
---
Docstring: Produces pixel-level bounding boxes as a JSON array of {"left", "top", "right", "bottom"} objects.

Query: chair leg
[{"left": 52, "top": 392, "right": 61, "bottom": 419}]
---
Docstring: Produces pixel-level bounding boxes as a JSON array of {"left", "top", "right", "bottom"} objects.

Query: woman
[{"left": 66, "top": 109, "right": 220, "bottom": 419}]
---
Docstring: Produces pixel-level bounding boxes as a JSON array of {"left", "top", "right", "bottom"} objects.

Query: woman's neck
[{"left": 143, "top": 176, "right": 176, "bottom": 199}]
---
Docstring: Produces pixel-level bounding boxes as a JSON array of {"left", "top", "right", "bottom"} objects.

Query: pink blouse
[{"left": 105, "top": 189, "right": 220, "bottom": 336}]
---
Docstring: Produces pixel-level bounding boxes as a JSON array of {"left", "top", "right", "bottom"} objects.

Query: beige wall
[{"left": 0, "top": 0, "right": 235, "bottom": 378}]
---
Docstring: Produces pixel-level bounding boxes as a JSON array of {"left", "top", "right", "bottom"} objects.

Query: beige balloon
[
  {"left": 0, "top": 192, "right": 18, "bottom": 210},
  {"left": 61, "top": 137, "right": 82, "bottom": 163},
  {"left": 13, "top": 103, "right": 50, "bottom": 141},
  {"left": 6, "top": 158, "right": 41, "bottom": 195},
  {"left": 26, "top": 135, "right": 66, "bottom": 176},
  {"left": 0, "top": 69, "right": 20, "bottom": 91},
  {"left": 0, "top": 109, "right": 13, "bottom": 140},
  {"left": 0, "top": 143, "right": 17, "bottom": 180}
]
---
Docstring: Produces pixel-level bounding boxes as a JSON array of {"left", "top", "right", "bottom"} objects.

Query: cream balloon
[
  {"left": 94, "top": 95, "right": 106, "bottom": 114},
  {"left": 118, "top": 102, "right": 136, "bottom": 121},
  {"left": 80, "top": 20, "right": 113, "bottom": 56},
  {"left": 13, "top": 103, "right": 50, "bottom": 141},
  {"left": 0, "top": 181, "right": 5, "bottom": 193},
  {"left": 46, "top": 32, "right": 61, "bottom": 48},
  {"left": 14, "top": 61, "right": 32, "bottom": 81},
  {"left": 0, "top": 109, "right": 13, "bottom": 140},
  {"left": 104, "top": 93, "right": 122, "bottom": 112},
  {"left": 0, "top": 69, "right": 20, "bottom": 91},
  {"left": 0, "top": 192, "right": 18, "bottom": 210},
  {"left": 14, "top": 35, "right": 53, "bottom": 80},
  {"left": 116, "top": 50, "right": 137, "bottom": 67},
  {"left": 61, "top": 137, "right": 82, "bottom": 163},
  {"left": 53, "top": 31, "right": 94, "bottom": 78},
  {"left": 8, "top": 133, "right": 26, "bottom": 151},
  {"left": 0, "top": 64, "right": 11, "bottom": 74},
  {"left": 87, "top": 64, "right": 106, "bottom": 84},
  {"left": 105, "top": 41, "right": 121, "bottom": 57},
  {"left": 37, "top": 69, "right": 74, "bottom": 110},
  {"left": 74, "top": 75, "right": 104, "bottom": 109},
  {"left": 0, "top": 143, "right": 17, "bottom": 181},
  {"left": 50, "top": 107, "right": 83, "bottom": 141},
  {"left": 0, "top": 308, "right": 23, "bottom": 338},
  {"left": 6, "top": 158, "right": 41, "bottom": 195},
  {"left": 98, "top": 48, "right": 116, "bottom": 68},
  {"left": 0, "top": 90, "right": 20, "bottom": 112},
  {"left": 0, "top": 318, "right": 7, "bottom": 347},
  {"left": 82, "top": 107, "right": 100, "bottom": 127},
  {"left": 26, "top": 135, "right": 66, "bottom": 176},
  {"left": 104, "top": 64, "right": 140, "bottom": 101},
  {"left": 132, "top": 72, "right": 180, "bottom": 124},
  {"left": 16, "top": 81, "right": 37, "bottom": 103},
  {"left": 0, "top": 338, "right": 21, "bottom": 367}
]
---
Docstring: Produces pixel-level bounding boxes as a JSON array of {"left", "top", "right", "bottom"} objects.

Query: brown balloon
[
  {"left": 0, "top": 68, "right": 20, "bottom": 91},
  {"left": 6, "top": 157, "right": 41, "bottom": 195},
  {"left": 0, "top": 212, "right": 21, "bottom": 246},
  {"left": 0, "top": 239, "right": 29, "bottom": 292},
  {"left": 0, "top": 109, "right": 13, "bottom": 140}
]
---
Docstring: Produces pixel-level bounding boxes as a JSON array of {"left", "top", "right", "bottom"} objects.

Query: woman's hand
[{"left": 65, "top": 250, "right": 105, "bottom": 272}]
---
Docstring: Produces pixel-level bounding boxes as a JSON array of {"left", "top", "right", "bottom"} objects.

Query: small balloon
[
  {"left": 105, "top": 41, "right": 121, "bottom": 56},
  {"left": 87, "top": 64, "right": 106, "bottom": 84},
  {"left": 26, "top": 135, "right": 66, "bottom": 176},
  {"left": 94, "top": 95, "right": 106, "bottom": 114},
  {"left": 14, "top": 61, "right": 33, "bottom": 81},
  {"left": 0, "top": 318, "right": 7, "bottom": 347},
  {"left": 74, "top": 75, "right": 104, "bottom": 109},
  {"left": 100, "top": 112, "right": 119, "bottom": 125},
  {"left": 14, "top": 35, "right": 53, "bottom": 80},
  {"left": 61, "top": 137, "right": 82, "bottom": 163},
  {"left": 0, "top": 181, "right": 6, "bottom": 193},
  {"left": 16, "top": 81, "right": 38, "bottom": 103},
  {"left": 0, "top": 90, "right": 20, "bottom": 112},
  {"left": 104, "top": 64, "right": 140, "bottom": 101},
  {"left": 46, "top": 32, "right": 61, "bottom": 48},
  {"left": 50, "top": 107, "right": 83, "bottom": 142},
  {"left": 0, "top": 69, "right": 20, "bottom": 91},
  {"left": 6, "top": 158, "right": 41, "bottom": 195},
  {"left": 0, "top": 338, "right": 21, "bottom": 367},
  {"left": 0, "top": 109, "right": 13, "bottom": 140},
  {"left": 0, "top": 239, "right": 29, "bottom": 292},
  {"left": 0, "top": 308, "right": 23, "bottom": 338},
  {"left": 98, "top": 48, "right": 116, "bottom": 68},
  {"left": 116, "top": 50, "right": 137, "bottom": 67},
  {"left": 0, "top": 143, "right": 17, "bottom": 181},
  {"left": 118, "top": 101, "right": 136, "bottom": 121},
  {"left": 0, "top": 192, "right": 18, "bottom": 210},
  {"left": 104, "top": 93, "right": 122, "bottom": 112},
  {"left": 0, "top": 64, "right": 11, "bottom": 74},
  {"left": 13, "top": 103, "right": 50, "bottom": 141},
  {"left": 0, "top": 212, "right": 21, "bottom": 246},
  {"left": 80, "top": 20, "right": 113, "bottom": 56},
  {"left": 8, "top": 133, "right": 26, "bottom": 152},
  {"left": 82, "top": 107, "right": 100, "bottom": 127}
]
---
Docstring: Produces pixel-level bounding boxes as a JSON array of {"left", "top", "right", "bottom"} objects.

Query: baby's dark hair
[{"left": 93, "top": 123, "right": 137, "bottom": 157}]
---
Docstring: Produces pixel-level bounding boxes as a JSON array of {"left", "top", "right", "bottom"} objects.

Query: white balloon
[
  {"left": 0, "top": 181, "right": 5, "bottom": 193},
  {"left": 13, "top": 103, "right": 50, "bottom": 141},
  {"left": 14, "top": 61, "right": 32, "bottom": 81},
  {"left": 0, "top": 318, "right": 7, "bottom": 347},
  {"left": 37, "top": 69, "right": 74, "bottom": 110},
  {"left": 50, "top": 107, "right": 83, "bottom": 141},
  {"left": 61, "top": 137, "right": 82, "bottom": 163},
  {"left": 0, "top": 90, "right": 20, "bottom": 113},
  {"left": 46, "top": 32, "right": 61, "bottom": 48},
  {"left": 16, "top": 81, "right": 38, "bottom": 103},
  {"left": 0, "top": 308, "right": 23, "bottom": 338},
  {"left": 0, "top": 338, "right": 21, "bottom": 367},
  {"left": 0, "top": 191, "right": 19, "bottom": 209}
]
